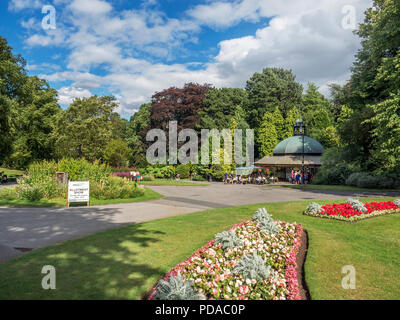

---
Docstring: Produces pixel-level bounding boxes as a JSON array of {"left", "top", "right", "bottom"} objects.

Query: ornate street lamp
[{"left": 293, "top": 119, "right": 306, "bottom": 185}]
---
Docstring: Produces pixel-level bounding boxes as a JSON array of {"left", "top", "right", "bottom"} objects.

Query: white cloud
[
  {"left": 16, "top": 0, "right": 372, "bottom": 116},
  {"left": 8, "top": 0, "right": 43, "bottom": 11},
  {"left": 70, "top": 0, "right": 112, "bottom": 16},
  {"left": 57, "top": 86, "right": 92, "bottom": 106}
]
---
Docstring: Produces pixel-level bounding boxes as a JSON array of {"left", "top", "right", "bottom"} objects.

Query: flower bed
[
  {"left": 148, "top": 214, "right": 304, "bottom": 300},
  {"left": 111, "top": 171, "right": 132, "bottom": 178},
  {"left": 304, "top": 200, "right": 400, "bottom": 222}
]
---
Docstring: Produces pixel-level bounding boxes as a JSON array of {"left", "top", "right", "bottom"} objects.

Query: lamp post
[{"left": 293, "top": 119, "right": 306, "bottom": 185}]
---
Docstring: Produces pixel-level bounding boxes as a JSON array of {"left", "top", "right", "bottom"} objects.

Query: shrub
[
  {"left": 192, "top": 175, "right": 206, "bottom": 181},
  {"left": 57, "top": 158, "right": 111, "bottom": 182},
  {"left": 16, "top": 183, "right": 44, "bottom": 201},
  {"left": 345, "top": 172, "right": 364, "bottom": 187},
  {"left": 214, "top": 231, "right": 243, "bottom": 250},
  {"left": 233, "top": 250, "right": 271, "bottom": 280},
  {"left": 346, "top": 198, "right": 367, "bottom": 213},
  {"left": 153, "top": 272, "right": 206, "bottom": 300},
  {"left": 176, "top": 164, "right": 190, "bottom": 179},
  {"left": 90, "top": 177, "right": 144, "bottom": 200},
  {"left": 357, "top": 175, "right": 379, "bottom": 189},
  {"left": 306, "top": 202, "right": 324, "bottom": 215},
  {"left": 110, "top": 167, "right": 136, "bottom": 173},
  {"left": 0, "top": 187, "right": 18, "bottom": 200},
  {"left": 142, "top": 174, "right": 154, "bottom": 181},
  {"left": 104, "top": 139, "right": 131, "bottom": 167},
  {"left": 346, "top": 172, "right": 399, "bottom": 189},
  {"left": 253, "top": 208, "right": 279, "bottom": 235}
]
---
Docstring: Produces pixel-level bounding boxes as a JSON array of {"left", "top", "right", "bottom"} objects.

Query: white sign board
[{"left": 68, "top": 181, "right": 90, "bottom": 204}]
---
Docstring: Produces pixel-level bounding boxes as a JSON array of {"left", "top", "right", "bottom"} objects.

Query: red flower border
[{"left": 304, "top": 200, "right": 400, "bottom": 222}]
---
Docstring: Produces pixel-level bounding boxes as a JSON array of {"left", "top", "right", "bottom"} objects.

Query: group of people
[
  {"left": 129, "top": 170, "right": 142, "bottom": 182},
  {"left": 223, "top": 172, "right": 270, "bottom": 185},
  {"left": 289, "top": 169, "right": 313, "bottom": 184}
]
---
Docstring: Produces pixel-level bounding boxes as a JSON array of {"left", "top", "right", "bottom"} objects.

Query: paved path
[{"left": 1, "top": 183, "right": 398, "bottom": 262}]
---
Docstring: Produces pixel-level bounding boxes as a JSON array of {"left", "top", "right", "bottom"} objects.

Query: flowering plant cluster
[
  {"left": 149, "top": 213, "right": 303, "bottom": 300},
  {"left": 304, "top": 200, "right": 400, "bottom": 221},
  {"left": 111, "top": 171, "right": 132, "bottom": 178}
]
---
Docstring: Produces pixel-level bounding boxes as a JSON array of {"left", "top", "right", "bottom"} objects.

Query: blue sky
[{"left": 1, "top": 0, "right": 371, "bottom": 117}]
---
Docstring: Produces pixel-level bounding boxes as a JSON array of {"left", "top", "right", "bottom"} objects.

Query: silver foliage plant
[
  {"left": 346, "top": 198, "right": 367, "bottom": 213},
  {"left": 154, "top": 272, "right": 206, "bottom": 300},
  {"left": 253, "top": 208, "right": 279, "bottom": 235},
  {"left": 234, "top": 250, "right": 271, "bottom": 280},
  {"left": 306, "top": 202, "right": 324, "bottom": 214},
  {"left": 394, "top": 199, "right": 400, "bottom": 207},
  {"left": 214, "top": 230, "right": 243, "bottom": 250}
]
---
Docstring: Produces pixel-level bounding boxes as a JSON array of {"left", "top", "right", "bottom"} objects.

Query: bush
[
  {"left": 346, "top": 172, "right": 399, "bottom": 189},
  {"left": 357, "top": 175, "right": 379, "bottom": 189},
  {"left": 192, "top": 175, "right": 206, "bottom": 181},
  {"left": 142, "top": 174, "right": 155, "bottom": 181},
  {"left": 90, "top": 177, "right": 144, "bottom": 200},
  {"left": 16, "top": 183, "right": 44, "bottom": 201},
  {"left": 233, "top": 250, "right": 272, "bottom": 281},
  {"left": 306, "top": 202, "right": 324, "bottom": 215},
  {"left": 214, "top": 231, "right": 243, "bottom": 250},
  {"left": 110, "top": 167, "right": 136, "bottom": 173},
  {"left": 154, "top": 272, "right": 206, "bottom": 300},
  {"left": 57, "top": 158, "right": 111, "bottom": 182},
  {"left": 0, "top": 187, "right": 18, "bottom": 200},
  {"left": 345, "top": 172, "right": 363, "bottom": 187},
  {"left": 15, "top": 159, "right": 144, "bottom": 201},
  {"left": 346, "top": 198, "right": 367, "bottom": 213},
  {"left": 176, "top": 164, "right": 190, "bottom": 179}
]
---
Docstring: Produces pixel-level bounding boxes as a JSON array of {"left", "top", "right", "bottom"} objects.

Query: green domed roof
[{"left": 273, "top": 136, "right": 324, "bottom": 155}]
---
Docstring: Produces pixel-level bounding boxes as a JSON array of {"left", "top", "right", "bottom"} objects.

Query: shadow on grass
[{"left": 0, "top": 223, "right": 167, "bottom": 299}]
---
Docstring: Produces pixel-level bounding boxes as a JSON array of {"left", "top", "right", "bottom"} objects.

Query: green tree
[
  {"left": 283, "top": 107, "right": 299, "bottom": 139},
  {"left": 104, "top": 139, "right": 131, "bottom": 167},
  {"left": 245, "top": 67, "right": 303, "bottom": 128},
  {"left": 302, "top": 82, "right": 331, "bottom": 114},
  {"left": 368, "top": 91, "right": 400, "bottom": 174},
  {"left": 301, "top": 83, "right": 333, "bottom": 146},
  {"left": 9, "top": 76, "right": 61, "bottom": 168},
  {"left": 272, "top": 107, "right": 285, "bottom": 141},
  {"left": 256, "top": 112, "right": 278, "bottom": 158},
  {"left": 349, "top": 0, "right": 400, "bottom": 108},
  {"left": 200, "top": 88, "right": 249, "bottom": 130},
  {"left": 54, "top": 96, "right": 118, "bottom": 161},
  {"left": 0, "top": 36, "right": 26, "bottom": 164},
  {"left": 126, "top": 103, "right": 151, "bottom": 167}
]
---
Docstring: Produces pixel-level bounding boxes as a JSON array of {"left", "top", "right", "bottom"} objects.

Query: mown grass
[
  {"left": 0, "top": 196, "right": 398, "bottom": 300},
  {"left": 140, "top": 179, "right": 208, "bottom": 186},
  {"left": 0, "top": 187, "right": 163, "bottom": 207},
  {"left": 0, "top": 167, "right": 24, "bottom": 179},
  {"left": 267, "top": 184, "right": 400, "bottom": 193}
]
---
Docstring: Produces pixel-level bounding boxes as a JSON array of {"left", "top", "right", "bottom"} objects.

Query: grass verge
[
  {"left": 0, "top": 196, "right": 398, "bottom": 299},
  {"left": 0, "top": 187, "right": 163, "bottom": 207}
]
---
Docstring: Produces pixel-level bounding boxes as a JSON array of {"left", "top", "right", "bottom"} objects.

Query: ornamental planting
[
  {"left": 149, "top": 209, "right": 304, "bottom": 300},
  {"left": 304, "top": 200, "right": 400, "bottom": 221}
]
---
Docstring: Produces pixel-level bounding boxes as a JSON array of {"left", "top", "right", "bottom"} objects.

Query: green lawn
[
  {"left": 0, "top": 167, "right": 24, "bottom": 179},
  {"left": 0, "top": 187, "right": 163, "bottom": 207},
  {"left": 140, "top": 179, "right": 208, "bottom": 186},
  {"left": 0, "top": 196, "right": 398, "bottom": 300},
  {"left": 267, "top": 184, "right": 400, "bottom": 193}
]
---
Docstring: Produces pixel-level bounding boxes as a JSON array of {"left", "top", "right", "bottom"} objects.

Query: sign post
[{"left": 67, "top": 181, "right": 90, "bottom": 207}]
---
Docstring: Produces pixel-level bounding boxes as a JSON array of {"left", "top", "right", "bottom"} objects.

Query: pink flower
[{"left": 239, "top": 285, "right": 249, "bottom": 295}]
